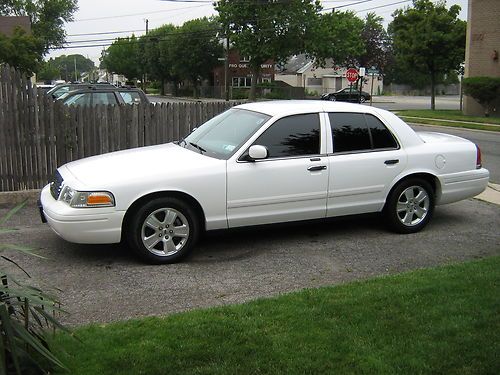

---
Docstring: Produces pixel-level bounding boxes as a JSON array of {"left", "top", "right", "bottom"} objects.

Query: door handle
[
  {"left": 384, "top": 159, "right": 399, "bottom": 165},
  {"left": 308, "top": 165, "right": 327, "bottom": 172}
]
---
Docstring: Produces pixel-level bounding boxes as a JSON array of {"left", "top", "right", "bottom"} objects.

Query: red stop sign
[{"left": 346, "top": 68, "right": 358, "bottom": 83}]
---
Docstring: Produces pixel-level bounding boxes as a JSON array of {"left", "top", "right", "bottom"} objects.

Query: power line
[
  {"left": 72, "top": 4, "right": 209, "bottom": 22},
  {"left": 354, "top": 0, "right": 411, "bottom": 13}
]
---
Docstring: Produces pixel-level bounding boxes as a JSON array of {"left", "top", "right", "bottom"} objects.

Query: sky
[{"left": 47, "top": 0, "right": 469, "bottom": 65}]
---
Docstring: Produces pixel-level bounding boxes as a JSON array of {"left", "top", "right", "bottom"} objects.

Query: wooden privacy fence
[{"left": 0, "top": 65, "right": 240, "bottom": 192}]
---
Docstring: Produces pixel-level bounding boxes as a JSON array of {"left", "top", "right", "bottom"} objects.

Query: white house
[{"left": 275, "top": 55, "right": 383, "bottom": 96}]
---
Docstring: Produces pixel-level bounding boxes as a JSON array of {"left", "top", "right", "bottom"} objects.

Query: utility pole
[{"left": 225, "top": 32, "right": 230, "bottom": 101}]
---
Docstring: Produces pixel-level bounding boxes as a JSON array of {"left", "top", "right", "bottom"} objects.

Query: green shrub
[
  {"left": 0, "top": 202, "right": 68, "bottom": 374},
  {"left": 463, "top": 76, "right": 500, "bottom": 116}
]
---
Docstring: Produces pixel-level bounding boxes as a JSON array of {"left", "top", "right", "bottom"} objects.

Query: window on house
[{"left": 307, "top": 78, "right": 323, "bottom": 86}]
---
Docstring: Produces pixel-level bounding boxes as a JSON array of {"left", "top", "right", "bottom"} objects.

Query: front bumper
[{"left": 40, "top": 185, "right": 125, "bottom": 244}]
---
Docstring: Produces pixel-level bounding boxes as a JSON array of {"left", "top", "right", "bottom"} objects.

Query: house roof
[
  {"left": 0, "top": 16, "right": 31, "bottom": 36},
  {"left": 278, "top": 54, "right": 340, "bottom": 74}
]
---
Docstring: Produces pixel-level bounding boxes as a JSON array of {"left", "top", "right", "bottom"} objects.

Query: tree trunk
[
  {"left": 249, "top": 66, "right": 261, "bottom": 102},
  {"left": 430, "top": 72, "right": 436, "bottom": 110},
  {"left": 160, "top": 78, "right": 165, "bottom": 96}
]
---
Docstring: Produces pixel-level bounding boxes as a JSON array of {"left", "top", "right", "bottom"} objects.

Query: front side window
[
  {"left": 329, "top": 112, "right": 398, "bottom": 153},
  {"left": 184, "top": 108, "right": 270, "bottom": 160},
  {"left": 252, "top": 114, "right": 320, "bottom": 158}
]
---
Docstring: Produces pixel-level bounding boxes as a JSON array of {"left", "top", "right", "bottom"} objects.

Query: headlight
[{"left": 59, "top": 186, "right": 115, "bottom": 208}]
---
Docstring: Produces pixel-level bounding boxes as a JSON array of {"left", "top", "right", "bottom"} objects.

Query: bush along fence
[{"left": 0, "top": 65, "right": 240, "bottom": 192}]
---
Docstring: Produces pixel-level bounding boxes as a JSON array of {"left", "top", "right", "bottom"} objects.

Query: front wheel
[
  {"left": 126, "top": 197, "right": 200, "bottom": 264},
  {"left": 329, "top": 95, "right": 337, "bottom": 102},
  {"left": 384, "top": 178, "right": 435, "bottom": 234}
]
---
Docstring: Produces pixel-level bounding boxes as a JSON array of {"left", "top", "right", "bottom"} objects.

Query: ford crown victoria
[{"left": 40, "top": 101, "right": 490, "bottom": 263}]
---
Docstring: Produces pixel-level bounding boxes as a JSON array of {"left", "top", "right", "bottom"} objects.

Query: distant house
[
  {"left": 275, "top": 54, "right": 383, "bottom": 96},
  {"left": 0, "top": 16, "right": 31, "bottom": 36}
]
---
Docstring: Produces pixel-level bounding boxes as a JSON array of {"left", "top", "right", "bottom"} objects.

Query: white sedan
[{"left": 40, "top": 101, "right": 490, "bottom": 263}]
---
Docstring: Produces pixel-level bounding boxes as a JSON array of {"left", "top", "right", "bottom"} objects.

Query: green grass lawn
[
  {"left": 395, "top": 110, "right": 500, "bottom": 132},
  {"left": 51, "top": 256, "right": 500, "bottom": 374}
]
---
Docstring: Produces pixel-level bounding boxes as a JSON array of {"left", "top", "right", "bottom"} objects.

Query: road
[
  {"left": 1, "top": 198, "right": 498, "bottom": 326},
  {"left": 149, "top": 94, "right": 461, "bottom": 111},
  {"left": 409, "top": 125, "right": 500, "bottom": 184}
]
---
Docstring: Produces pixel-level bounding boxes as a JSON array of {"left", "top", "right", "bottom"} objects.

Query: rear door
[{"left": 327, "top": 112, "right": 406, "bottom": 216}]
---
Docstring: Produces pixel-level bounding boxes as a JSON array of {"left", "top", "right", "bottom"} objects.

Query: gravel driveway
[{"left": 1, "top": 198, "right": 499, "bottom": 326}]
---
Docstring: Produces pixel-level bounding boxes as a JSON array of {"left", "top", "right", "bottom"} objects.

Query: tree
[
  {"left": 43, "top": 54, "right": 95, "bottom": 81},
  {"left": 142, "top": 24, "right": 177, "bottom": 95},
  {"left": 37, "top": 59, "right": 60, "bottom": 81},
  {"left": 389, "top": 0, "right": 466, "bottom": 109},
  {"left": 312, "top": 10, "right": 365, "bottom": 68},
  {"left": 171, "top": 18, "right": 223, "bottom": 97},
  {"left": 0, "top": 28, "right": 43, "bottom": 74},
  {"left": 0, "top": 0, "right": 78, "bottom": 53},
  {"left": 216, "top": 0, "right": 322, "bottom": 100},
  {"left": 359, "top": 13, "right": 390, "bottom": 73},
  {"left": 101, "top": 35, "right": 143, "bottom": 82}
]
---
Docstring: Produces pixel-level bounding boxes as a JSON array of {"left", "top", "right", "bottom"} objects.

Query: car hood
[{"left": 61, "top": 143, "right": 220, "bottom": 188}]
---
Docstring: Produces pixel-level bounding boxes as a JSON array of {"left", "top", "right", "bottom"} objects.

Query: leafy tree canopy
[
  {"left": 0, "top": 28, "right": 43, "bottom": 74},
  {"left": 171, "top": 17, "right": 223, "bottom": 95},
  {"left": 101, "top": 35, "right": 143, "bottom": 81},
  {"left": 216, "top": 0, "right": 322, "bottom": 100},
  {"left": 0, "top": 0, "right": 78, "bottom": 53},
  {"left": 358, "top": 12, "right": 390, "bottom": 73},
  {"left": 39, "top": 54, "right": 95, "bottom": 81},
  {"left": 312, "top": 10, "right": 365, "bottom": 68},
  {"left": 389, "top": 0, "right": 466, "bottom": 109}
]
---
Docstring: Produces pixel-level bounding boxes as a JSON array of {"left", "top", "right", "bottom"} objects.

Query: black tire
[
  {"left": 126, "top": 197, "right": 200, "bottom": 264},
  {"left": 384, "top": 178, "right": 435, "bottom": 234},
  {"left": 329, "top": 95, "right": 337, "bottom": 102},
  {"left": 360, "top": 96, "right": 366, "bottom": 103}
]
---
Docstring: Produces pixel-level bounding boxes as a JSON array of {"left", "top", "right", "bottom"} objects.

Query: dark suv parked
[
  {"left": 47, "top": 83, "right": 115, "bottom": 99},
  {"left": 57, "top": 86, "right": 149, "bottom": 106}
]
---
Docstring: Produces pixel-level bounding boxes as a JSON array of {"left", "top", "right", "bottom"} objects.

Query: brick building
[
  {"left": 464, "top": 0, "right": 500, "bottom": 116},
  {"left": 213, "top": 49, "right": 274, "bottom": 90},
  {"left": 0, "top": 16, "right": 31, "bottom": 36}
]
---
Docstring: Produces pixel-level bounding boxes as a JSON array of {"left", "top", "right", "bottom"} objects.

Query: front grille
[{"left": 50, "top": 170, "right": 64, "bottom": 200}]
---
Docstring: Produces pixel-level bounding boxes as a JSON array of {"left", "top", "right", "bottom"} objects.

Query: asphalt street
[{"left": 1, "top": 197, "right": 498, "bottom": 326}]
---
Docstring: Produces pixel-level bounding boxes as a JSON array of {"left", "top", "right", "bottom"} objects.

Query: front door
[{"left": 227, "top": 113, "right": 329, "bottom": 228}]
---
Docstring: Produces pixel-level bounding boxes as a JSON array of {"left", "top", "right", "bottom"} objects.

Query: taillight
[{"left": 476, "top": 145, "right": 482, "bottom": 169}]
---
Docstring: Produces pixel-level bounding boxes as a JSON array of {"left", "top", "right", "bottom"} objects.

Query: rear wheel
[
  {"left": 384, "top": 178, "right": 435, "bottom": 234},
  {"left": 360, "top": 96, "right": 366, "bottom": 103},
  {"left": 127, "top": 197, "right": 200, "bottom": 264}
]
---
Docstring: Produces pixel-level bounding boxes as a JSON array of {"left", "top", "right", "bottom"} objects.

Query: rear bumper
[
  {"left": 437, "top": 168, "right": 490, "bottom": 205},
  {"left": 40, "top": 185, "right": 125, "bottom": 244}
]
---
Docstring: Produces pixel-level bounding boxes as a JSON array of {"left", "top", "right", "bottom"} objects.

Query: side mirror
[{"left": 248, "top": 145, "right": 268, "bottom": 160}]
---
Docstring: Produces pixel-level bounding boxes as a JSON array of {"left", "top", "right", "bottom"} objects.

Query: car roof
[{"left": 236, "top": 100, "right": 380, "bottom": 117}]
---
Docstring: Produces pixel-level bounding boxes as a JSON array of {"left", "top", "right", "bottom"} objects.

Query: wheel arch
[
  {"left": 385, "top": 172, "right": 442, "bottom": 207},
  {"left": 121, "top": 190, "right": 206, "bottom": 242}
]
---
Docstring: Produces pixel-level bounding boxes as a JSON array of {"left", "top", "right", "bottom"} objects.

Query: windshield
[{"left": 183, "top": 108, "right": 270, "bottom": 160}]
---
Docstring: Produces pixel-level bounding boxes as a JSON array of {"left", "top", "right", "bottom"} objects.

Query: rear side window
[
  {"left": 329, "top": 113, "right": 398, "bottom": 153},
  {"left": 253, "top": 113, "right": 320, "bottom": 158},
  {"left": 365, "top": 114, "right": 398, "bottom": 149},
  {"left": 119, "top": 91, "right": 142, "bottom": 104},
  {"left": 92, "top": 92, "right": 118, "bottom": 105}
]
